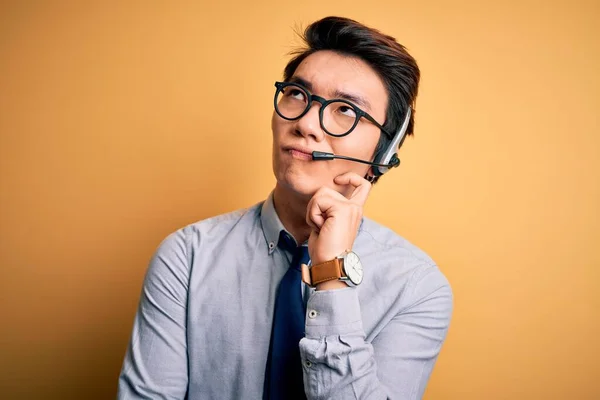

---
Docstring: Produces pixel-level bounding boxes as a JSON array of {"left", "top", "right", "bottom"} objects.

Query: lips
[
  {"left": 283, "top": 145, "right": 314, "bottom": 161},
  {"left": 289, "top": 149, "right": 313, "bottom": 160}
]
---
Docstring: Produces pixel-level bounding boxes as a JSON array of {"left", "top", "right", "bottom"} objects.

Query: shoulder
[
  {"left": 359, "top": 217, "right": 436, "bottom": 267},
  {"left": 358, "top": 217, "right": 453, "bottom": 309},
  {"left": 139, "top": 203, "right": 264, "bottom": 299},
  {"left": 152, "top": 201, "right": 264, "bottom": 267},
  {"left": 182, "top": 201, "right": 263, "bottom": 244}
]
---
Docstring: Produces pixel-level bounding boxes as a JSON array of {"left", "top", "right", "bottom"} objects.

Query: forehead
[{"left": 292, "top": 50, "right": 388, "bottom": 114}]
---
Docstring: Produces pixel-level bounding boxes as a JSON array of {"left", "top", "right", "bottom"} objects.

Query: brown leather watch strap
[{"left": 310, "top": 259, "right": 344, "bottom": 285}]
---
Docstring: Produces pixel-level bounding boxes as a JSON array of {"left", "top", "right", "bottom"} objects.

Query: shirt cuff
[{"left": 305, "top": 287, "right": 363, "bottom": 338}]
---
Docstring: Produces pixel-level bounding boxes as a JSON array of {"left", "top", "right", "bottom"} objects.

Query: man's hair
[{"left": 283, "top": 16, "right": 420, "bottom": 167}]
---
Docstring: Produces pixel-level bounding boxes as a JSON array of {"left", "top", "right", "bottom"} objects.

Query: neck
[{"left": 272, "top": 184, "right": 312, "bottom": 245}]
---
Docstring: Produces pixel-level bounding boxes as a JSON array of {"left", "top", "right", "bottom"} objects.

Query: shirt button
[
  {"left": 304, "top": 360, "right": 312, "bottom": 368},
  {"left": 308, "top": 310, "right": 318, "bottom": 319},
  {"left": 268, "top": 242, "right": 275, "bottom": 250}
]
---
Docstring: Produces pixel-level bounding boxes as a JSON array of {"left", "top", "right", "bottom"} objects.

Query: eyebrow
[
  {"left": 333, "top": 88, "right": 371, "bottom": 111},
  {"left": 288, "top": 76, "right": 372, "bottom": 111}
]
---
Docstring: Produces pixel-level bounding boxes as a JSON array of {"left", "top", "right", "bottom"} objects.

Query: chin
[{"left": 275, "top": 166, "right": 322, "bottom": 199}]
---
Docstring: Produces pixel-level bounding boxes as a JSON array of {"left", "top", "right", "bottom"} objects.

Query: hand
[{"left": 306, "top": 172, "right": 372, "bottom": 268}]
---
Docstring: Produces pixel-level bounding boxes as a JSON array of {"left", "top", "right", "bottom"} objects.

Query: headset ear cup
[
  {"left": 370, "top": 150, "right": 384, "bottom": 177},
  {"left": 373, "top": 107, "right": 412, "bottom": 177}
]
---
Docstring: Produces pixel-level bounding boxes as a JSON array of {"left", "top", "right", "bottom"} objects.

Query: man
[{"left": 118, "top": 16, "right": 453, "bottom": 400}]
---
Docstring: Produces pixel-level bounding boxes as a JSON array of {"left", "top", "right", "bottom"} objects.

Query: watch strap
[{"left": 301, "top": 258, "right": 346, "bottom": 287}]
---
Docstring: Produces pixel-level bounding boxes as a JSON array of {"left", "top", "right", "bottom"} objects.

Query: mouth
[{"left": 284, "top": 146, "right": 314, "bottom": 161}]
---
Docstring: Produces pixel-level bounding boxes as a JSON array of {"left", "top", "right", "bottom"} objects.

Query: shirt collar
[{"left": 260, "top": 191, "right": 293, "bottom": 255}]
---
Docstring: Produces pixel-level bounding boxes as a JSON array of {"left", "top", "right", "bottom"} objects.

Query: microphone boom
[{"left": 311, "top": 151, "right": 399, "bottom": 169}]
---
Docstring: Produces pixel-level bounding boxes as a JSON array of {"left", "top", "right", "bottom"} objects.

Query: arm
[
  {"left": 118, "top": 230, "right": 190, "bottom": 400},
  {"left": 303, "top": 174, "right": 452, "bottom": 398},
  {"left": 300, "top": 266, "right": 453, "bottom": 399}
]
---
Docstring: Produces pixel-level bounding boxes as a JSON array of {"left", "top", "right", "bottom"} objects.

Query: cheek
[
  {"left": 271, "top": 112, "right": 278, "bottom": 138},
  {"left": 271, "top": 112, "right": 287, "bottom": 141},
  {"left": 333, "top": 129, "right": 380, "bottom": 161}
]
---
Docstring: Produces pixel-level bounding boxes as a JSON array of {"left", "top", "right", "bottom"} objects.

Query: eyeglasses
[{"left": 273, "top": 81, "right": 393, "bottom": 138}]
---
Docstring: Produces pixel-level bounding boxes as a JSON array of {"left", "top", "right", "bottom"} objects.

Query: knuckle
[{"left": 315, "top": 186, "right": 330, "bottom": 195}]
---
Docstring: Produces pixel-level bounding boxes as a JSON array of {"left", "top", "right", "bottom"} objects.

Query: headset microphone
[{"left": 311, "top": 151, "right": 400, "bottom": 169}]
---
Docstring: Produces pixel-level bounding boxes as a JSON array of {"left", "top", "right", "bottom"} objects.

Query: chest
[{"left": 185, "top": 250, "right": 285, "bottom": 381}]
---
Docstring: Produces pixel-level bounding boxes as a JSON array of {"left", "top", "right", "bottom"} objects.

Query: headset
[{"left": 311, "top": 107, "right": 412, "bottom": 181}]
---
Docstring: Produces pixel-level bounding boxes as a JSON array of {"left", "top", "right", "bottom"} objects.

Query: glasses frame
[{"left": 274, "top": 81, "right": 394, "bottom": 138}]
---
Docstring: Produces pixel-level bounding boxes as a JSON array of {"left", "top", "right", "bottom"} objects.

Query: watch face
[{"left": 344, "top": 251, "right": 363, "bottom": 285}]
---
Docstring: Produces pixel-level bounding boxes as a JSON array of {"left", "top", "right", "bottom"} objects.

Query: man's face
[{"left": 271, "top": 50, "right": 388, "bottom": 199}]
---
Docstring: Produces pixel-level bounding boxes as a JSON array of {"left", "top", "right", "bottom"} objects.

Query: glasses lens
[
  {"left": 275, "top": 84, "right": 309, "bottom": 119},
  {"left": 322, "top": 101, "right": 358, "bottom": 135}
]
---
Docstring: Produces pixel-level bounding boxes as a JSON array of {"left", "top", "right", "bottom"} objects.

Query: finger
[
  {"left": 306, "top": 195, "right": 325, "bottom": 231},
  {"left": 314, "top": 185, "right": 347, "bottom": 201},
  {"left": 306, "top": 205, "right": 325, "bottom": 231},
  {"left": 333, "top": 172, "right": 372, "bottom": 205},
  {"left": 306, "top": 191, "right": 340, "bottom": 230}
]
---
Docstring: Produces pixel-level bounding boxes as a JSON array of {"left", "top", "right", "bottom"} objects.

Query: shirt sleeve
[
  {"left": 117, "top": 229, "right": 190, "bottom": 400},
  {"left": 299, "top": 265, "right": 453, "bottom": 399}
]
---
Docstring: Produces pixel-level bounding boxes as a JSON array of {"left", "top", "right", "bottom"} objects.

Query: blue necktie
[{"left": 264, "top": 231, "right": 310, "bottom": 400}]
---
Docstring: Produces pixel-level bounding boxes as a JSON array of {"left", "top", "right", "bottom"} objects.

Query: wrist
[
  {"left": 315, "top": 280, "right": 347, "bottom": 291},
  {"left": 302, "top": 250, "right": 363, "bottom": 289},
  {"left": 311, "top": 247, "right": 350, "bottom": 266}
]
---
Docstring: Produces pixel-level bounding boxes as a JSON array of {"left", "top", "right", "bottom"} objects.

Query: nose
[{"left": 294, "top": 101, "right": 326, "bottom": 143}]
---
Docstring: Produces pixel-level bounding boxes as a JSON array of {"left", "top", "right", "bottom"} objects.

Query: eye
[
  {"left": 337, "top": 104, "right": 357, "bottom": 118},
  {"left": 284, "top": 88, "right": 306, "bottom": 101}
]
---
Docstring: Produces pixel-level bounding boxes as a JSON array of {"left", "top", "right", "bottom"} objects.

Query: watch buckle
[{"left": 300, "top": 263, "right": 312, "bottom": 286}]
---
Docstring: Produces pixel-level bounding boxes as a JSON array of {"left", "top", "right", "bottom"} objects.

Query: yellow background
[{"left": 1, "top": 1, "right": 598, "bottom": 399}]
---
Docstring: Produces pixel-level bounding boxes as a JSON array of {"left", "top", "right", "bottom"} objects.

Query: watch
[{"left": 300, "top": 250, "right": 364, "bottom": 287}]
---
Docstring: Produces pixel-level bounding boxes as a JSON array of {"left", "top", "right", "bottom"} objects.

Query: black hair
[{"left": 283, "top": 16, "right": 420, "bottom": 179}]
